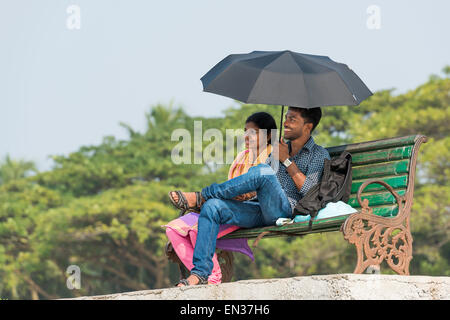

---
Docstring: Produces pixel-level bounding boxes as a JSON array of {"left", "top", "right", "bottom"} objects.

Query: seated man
[{"left": 168, "top": 107, "right": 330, "bottom": 286}]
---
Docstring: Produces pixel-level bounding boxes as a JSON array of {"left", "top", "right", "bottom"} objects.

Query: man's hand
[{"left": 273, "top": 139, "right": 290, "bottom": 162}]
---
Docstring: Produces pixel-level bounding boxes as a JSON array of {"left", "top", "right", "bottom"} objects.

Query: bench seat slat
[{"left": 222, "top": 215, "right": 351, "bottom": 239}]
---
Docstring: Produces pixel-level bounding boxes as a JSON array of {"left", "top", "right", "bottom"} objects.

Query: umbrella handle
[{"left": 279, "top": 105, "right": 284, "bottom": 142}]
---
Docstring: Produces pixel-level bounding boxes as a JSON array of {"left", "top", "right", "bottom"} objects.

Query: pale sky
[{"left": 1, "top": 0, "right": 449, "bottom": 171}]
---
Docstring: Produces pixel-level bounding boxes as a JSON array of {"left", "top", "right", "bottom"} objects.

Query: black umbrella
[{"left": 201, "top": 50, "right": 372, "bottom": 140}]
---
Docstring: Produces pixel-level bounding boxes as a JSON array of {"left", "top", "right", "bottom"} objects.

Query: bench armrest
[{"left": 356, "top": 179, "right": 405, "bottom": 215}]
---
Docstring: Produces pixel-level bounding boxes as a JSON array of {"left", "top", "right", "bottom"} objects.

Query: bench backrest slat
[
  {"left": 350, "top": 146, "right": 413, "bottom": 166},
  {"left": 351, "top": 159, "right": 410, "bottom": 180},
  {"left": 327, "top": 135, "right": 417, "bottom": 155},
  {"left": 351, "top": 175, "right": 408, "bottom": 194},
  {"left": 347, "top": 189, "right": 406, "bottom": 206}
]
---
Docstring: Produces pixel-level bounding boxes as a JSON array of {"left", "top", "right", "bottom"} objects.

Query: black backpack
[{"left": 293, "top": 151, "right": 352, "bottom": 229}]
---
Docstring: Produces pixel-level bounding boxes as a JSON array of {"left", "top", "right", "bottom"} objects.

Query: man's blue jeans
[{"left": 191, "top": 163, "right": 292, "bottom": 280}]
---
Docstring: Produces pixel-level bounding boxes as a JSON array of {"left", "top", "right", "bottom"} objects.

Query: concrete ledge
[{"left": 68, "top": 274, "right": 450, "bottom": 300}]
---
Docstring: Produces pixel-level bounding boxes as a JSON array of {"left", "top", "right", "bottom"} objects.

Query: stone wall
[{"left": 67, "top": 274, "right": 450, "bottom": 300}]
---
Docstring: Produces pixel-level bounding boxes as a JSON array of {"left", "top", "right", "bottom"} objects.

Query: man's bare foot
[
  {"left": 169, "top": 191, "right": 205, "bottom": 208},
  {"left": 176, "top": 274, "right": 200, "bottom": 287}
]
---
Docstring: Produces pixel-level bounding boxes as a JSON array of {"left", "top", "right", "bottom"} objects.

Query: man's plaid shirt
[{"left": 265, "top": 136, "right": 330, "bottom": 213}]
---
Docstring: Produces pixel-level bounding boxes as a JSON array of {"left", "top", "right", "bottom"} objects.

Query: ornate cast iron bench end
[{"left": 341, "top": 179, "right": 413, "bottom": 275}]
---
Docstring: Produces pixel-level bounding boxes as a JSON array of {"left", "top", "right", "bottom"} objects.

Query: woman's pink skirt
[{"left": 163, "top": 212, "right": 253, "bottom": 284}]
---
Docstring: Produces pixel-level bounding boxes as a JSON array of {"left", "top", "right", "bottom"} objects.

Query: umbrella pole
[{"left": 279, "top": 105, "right": 284, "bottom": 142}]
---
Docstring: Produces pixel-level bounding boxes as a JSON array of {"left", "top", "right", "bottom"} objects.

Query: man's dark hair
[
  {"left": 288, "top": 107, "right": 322, "bottom": 133},
  {"left": 246, "top": 112, "right": 277, "bottom": 143}
]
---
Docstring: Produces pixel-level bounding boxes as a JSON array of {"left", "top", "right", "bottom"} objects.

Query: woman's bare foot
[{"left": 169, "top": 191, "right": 205, "bottom": 208}]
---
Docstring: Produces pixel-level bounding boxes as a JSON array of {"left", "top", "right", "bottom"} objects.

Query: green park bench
[{"left": 166, "top": 134, "right": 428, "bottom": 282}]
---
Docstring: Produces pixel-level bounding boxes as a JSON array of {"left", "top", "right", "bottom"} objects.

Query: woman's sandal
[
  {"left": 175, "top": 273, "right": 209, "bottom": 287},
  {"left": 168, "top": 191, "right": 203, "bottom": 216}
]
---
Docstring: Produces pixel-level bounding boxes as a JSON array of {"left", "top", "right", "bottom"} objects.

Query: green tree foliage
[
  {"left": 0, "top": 155, "right": 37, "bottom": 185},
  {"left": 0, "top": 68, "right": 448, "bottom": 299}
]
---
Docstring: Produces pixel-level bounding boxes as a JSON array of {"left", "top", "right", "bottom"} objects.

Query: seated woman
[{"left": 164, "top": 112, "right": 277, "bottom": 286}]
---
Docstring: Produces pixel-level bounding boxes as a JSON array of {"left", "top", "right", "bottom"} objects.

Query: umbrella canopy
[{"left": 201, "top": 50, "right": 373, "bottom": 108}]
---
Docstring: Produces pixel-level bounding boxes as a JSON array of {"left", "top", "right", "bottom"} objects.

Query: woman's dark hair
[
  {"left": 245, "top": 112, "right": 277, "bottom": 143},
  {"left": 288, "top": 107, "right": 322, "bottom": 133}
]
